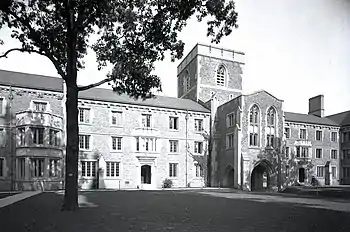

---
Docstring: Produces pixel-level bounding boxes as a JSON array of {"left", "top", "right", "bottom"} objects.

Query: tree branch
[
  {"left": 6, "top": 10, "right": 66, "bottom": 79},
  {"left": 0, "top": 48, "right": 43, "bottom": 58},
  {"left": 78, "top": 76, "right": 115, "bottom": 91}
]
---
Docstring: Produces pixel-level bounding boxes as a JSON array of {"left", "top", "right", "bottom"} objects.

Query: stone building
[
  {"left": 0, "top": 70, "right": 65, "bottom": 191},
  {"left": 0, "top": 43, "right": 349, "bottom": 191}
]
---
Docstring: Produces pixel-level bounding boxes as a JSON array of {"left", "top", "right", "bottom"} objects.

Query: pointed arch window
[
  {"left": 183, "top": 71, "right": 190, "bottom": 93},
  {"left": 216, "top": 65, "right": 226, "bottom": 86},
  {"left": 266, "top": 107, "right": 277, "bottom": 147},
  {"left": 249, "top": 105, "right": 260, "bottom": 146}
]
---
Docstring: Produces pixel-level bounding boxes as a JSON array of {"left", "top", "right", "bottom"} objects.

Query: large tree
[{"left": 0, "top": 0, "right": 238, "bottom": 211}]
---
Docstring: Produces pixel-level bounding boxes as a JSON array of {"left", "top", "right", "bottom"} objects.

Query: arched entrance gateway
[{"left": 251, "top": 160, "right": 274, "bottom": 191}]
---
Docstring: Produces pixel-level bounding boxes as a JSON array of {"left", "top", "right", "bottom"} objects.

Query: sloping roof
[
  {"left": 79, "top": 87, "right": 210, "bottom": 113},
  {"left": 285, "top": 112, "right": 339, "bottom": 127},
  {"left": 326, "top": 110, "right": 350, "bottom": 126},
  {"left": 0, "top": 69, "right": 63, "bottom": 92},
  {"left": 243, "top": 89, "right": 284, "bottom": 101}
]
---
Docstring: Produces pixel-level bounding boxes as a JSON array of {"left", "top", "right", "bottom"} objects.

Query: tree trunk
[{"left": 61, "top": 82, "right": 79, "bottom": 211}]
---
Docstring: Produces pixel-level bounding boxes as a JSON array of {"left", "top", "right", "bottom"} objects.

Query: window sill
[
  {"left": 80, "top": 176, "right": 97, "bottom": 179},
  {"left": 79, "top": 149, "right": 92, "bottom": 152},
  {"left": 168, "top": 153, "right": 179, "bottom": 155},
  {"left": 103, "top": 177, "right": 122, "bottom": 180},
  {"left": 248, "top": 146, "right": 260, "bottom": 150},
  {"left": 110, "top": 125, "right": 123, "bottom": 128},
  {"left": 169, "top": 129, "right": 179, "bottom": 132},
  {"left": 79, "top": 122, "right": 92, "bottom": 126},
  {"left": 110, "top": 150, "right": 123, "bottom": 153},
  {"left": 168, "top": 177, "right": 178, "bottom": 179}
]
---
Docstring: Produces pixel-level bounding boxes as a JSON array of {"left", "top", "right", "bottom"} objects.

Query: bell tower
[{"left": 177, "top": 43, "right": 245, "bottom": 107}]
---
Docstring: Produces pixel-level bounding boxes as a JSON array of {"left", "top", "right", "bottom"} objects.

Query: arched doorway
[
  {"left": 141, "top": 165, "right": 151, "bottom": 184},
  {"left": 223, "top": 166, "right": 235, "bottom": 188},
  {"left": 251, "top": 162, "right": 271, "bottom": 191}
]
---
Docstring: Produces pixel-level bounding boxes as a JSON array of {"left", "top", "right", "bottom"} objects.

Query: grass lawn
[{"left": 0, "top": 190, "right": 349, "bottom": 232}]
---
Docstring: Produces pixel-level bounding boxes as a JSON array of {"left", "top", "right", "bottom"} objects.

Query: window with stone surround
[
  {"left": 331, "top": 166, "right": 337, "bottom": 179},
  {"left": 331, "top": 131, "right": 337, "bottom": 142},
  {"left": 331, "top": 150, "right": 338, "bottom": 159},
  {"left": 0, "top": 128, "right": 5, "bottom": 147},
  {"left": 195, "top": 163, "right": 203, "bottom": 177},
  {"left": 343, "top": 167, "right": 350, "bottom": 178},
  {"left": 81, "top": 161, "right": 96, "bottom": 177},
  {"left": 194, "top": 141, "right": 203, "bottom": 154},
  {"left": 296, "top": 146, "right": 309, "bottom": 158},
  {"left": 49, "top": 129, "right": 60, "bottom": 146},
  {"left": 111, "top": 111, "right": 123, "bottom": 126},
  {"left": 31, "top": 127, "right": 44, "bottom": 145},
  {"left": 316, "top": 166, "right": 325, "bottom": 178},
  {"left": 227, "top": 113, "right": 235, "bottom": 128},
  {"left": 112, "top": 137, "right": 122, "bottom": 151},
  {"left": 285, "top": 127, "right": 290, "bottom": 139},
  {"left": 216, "top": 65, "right": 226, "bottom": 86},
  {"left": 141, "top": 114, "right": 152, "bottom": 128},
  {"left": 315, "top": 130, "right": 322, "bottom": 141},
  {"left": 79, "top": 134, "right": 90, "bottom": 150},
  {"left": 169, "top": 163, "right": 178, "bottom": 177},
  {"left": 285, "top": 146, "right": 290, "bottom": 159},
  {"left": 18, "top": 158, "right": 25, "bottom": 178},
  {"left": 226, "top": 133, "right": 234, "bottom": 149},
  {"left": 169, "top": 116, "right": 179, "bottom": 130},
  {"left": 266, "top": 107, "right": 276, "bottom": 147},
  {"left": 18, "top": 127, "right": 25, "bottom": 146},
  {"left": 33, "top": 101, "right": 47, "bottom": 111},
  {"left": 136, "top": 137, "right": 157, "bottom": 152},
  {"left": 183, "top": 70, "right": 190, "bottom": 93},
  {"left": 79, "top": 108, "right": 90, "bottom": 123},
  {"left": 299, "top": 128, "right": 307, "bottom": 140},
  {"left": 194, "top": 119, "right": 203, "bottom": 132},
  {"left": 0, "top": 158, "right": 4, "bottom": 177},
  {"left": 249, "top": 104, "right": 260, "bottom": 146},
  {"left": 315, "top": 148, "right": 322, "bottom": 159},
  {"left": 30, "top": 158, "right": 44, "bottom": 177},
  {"left": 106, "top": 162, "right": 120, "bottom": 177},
  {"left": 49, "top": 159, "right": 60, "bottom": 177},
  {"left": 169, "top": 140, "right": 178, "bottom": 153}
]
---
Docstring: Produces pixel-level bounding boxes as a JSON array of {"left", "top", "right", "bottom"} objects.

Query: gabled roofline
[{"left": 243, "top": 89, "right": 284, "bottom": 102}]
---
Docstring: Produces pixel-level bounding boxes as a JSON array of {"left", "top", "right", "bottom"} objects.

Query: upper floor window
[
  {"left": 136, "top": 137, "right": 157, "bottom": 152},
  {"left": 266, "top": 107, "right": 276, "bottom": 126},
  {"left": 112, "top": 137, "right": 122, "bottom": 151},
  {"left": 227, "top": 113, "right": 235, "bottom": 127},
  {"left": 0, "top": 98, "right": 3, "bottom": 115},
  {"left": 31, "top": 127, "right": 44, "bottom": 145},
  {"left": 169, "top": 117, "right": 178, "bottom": 130},
  {"left": 249, "top": 105, "right": 260, "bottom": 147},
  {"left": 79, "top": 134, "right": 90, "bottom": 150},
  {"left": 331, "top": 150, "right": 338, "bottom": 159},
  {"left": 226, "top": 134, "right": 234, "bottom": 149},
  {"left": 194, "top": 119, "right": 203, "bottom": 132},
  {"left": 296, "top": 146, "right": 309, "bottom": 158},
  {"left": 249, "top": 105, "right": 259, "bottom": 124},
  {"left": 111, "top": 111, "right": 122, "bottom": 126},
  {"left": 331, "top": 132, "right": 337, "bottom": 142},
  {"left": 18, "top": 128, "right": 25, "bottom": 146},
  {"left": 299, "top": 128, "right": 307, "bottom": 140},
  {"left": 141, "top": 114, "right": 151, "bottom": 128},
  {"left": 169, "top": 140, "right": 179, "bottom": 153},
  {"left": 315, "top": 130, "right": 322, "bottom": 141},
  {"left": 315, "top": 148, "right": 322, "bottom": 159},
  {"left": 49, "top": 129, "right": 59, "bottom": 146},
  {"left": 183, "top": 71, "right": 190, "bottom": 92},
  {"left": 79, "top": 108, "right": 90, "bottom": 123},
  {"left": 216, "top": 65, "right": 226, "bottom": 86},
  {"left": 285, "top": 127, "right": 290, "bottom": 139},
  {"left": 33, "top": 101, "right": 47, "bottom": 111},
  {"left": 194, "top": 141, "right": 203, "bottom": 154}
]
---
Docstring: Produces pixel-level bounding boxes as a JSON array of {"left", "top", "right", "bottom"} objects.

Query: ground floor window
[
  {"left": 169, "top": 163, "right": 178, "bottom": 177},
  {"left": 81, "top": 161, "right": 96, "bottom": 177},
  {"left": 0, "top": 158, "right": 4, "bottom": 177},
  {"left": 18, "top": 158, "right": 25, "bottom": 178},
  {"left": 106, "top": 162, "right": 120, "bottom": 177},
  {"left": 49, "top": 159, "right": 60, "bottom": 177},
  {"left": 30, "top": 158, "right": 44, "bottom": 177},
  {"left": 316, "top": 166, "right": 325, "bottom": 178},
  {"left": 195, "top": 163, "right": 203, "bottom": 177},
  {"left": 331, "top": 166, "right": 337, "bottom": 179}
]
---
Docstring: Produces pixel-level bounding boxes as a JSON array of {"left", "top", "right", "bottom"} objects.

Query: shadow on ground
[{"left": 0, "top": 190, "right": 349, "bottom": 232}]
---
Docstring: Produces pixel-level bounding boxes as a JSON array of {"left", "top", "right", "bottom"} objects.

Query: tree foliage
[
  {"left": 0, "top": 0, "right": 239, "bottom": 211},
  {"left": 0, "top": 0, "right": 238, "bottom": 97}
]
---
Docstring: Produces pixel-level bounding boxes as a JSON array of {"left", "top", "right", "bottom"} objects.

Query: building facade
[{"left": 0, "top": 43, "right": 349, "bottom": 191}]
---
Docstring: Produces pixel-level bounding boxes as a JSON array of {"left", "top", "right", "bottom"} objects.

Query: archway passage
[
  {"left": 251, "top": 164, "right": 270, "bottom": 191},
  {"left": 223, "top": 167, "right": 235, "bottom": 188},
  {"left": 141, "top": 165, "right": 151, "bottom": 184}
]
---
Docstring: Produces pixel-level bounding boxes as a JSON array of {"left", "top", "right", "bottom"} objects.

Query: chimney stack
[{"left": 308, "top": 95, "right": 324, "bottom": 117}]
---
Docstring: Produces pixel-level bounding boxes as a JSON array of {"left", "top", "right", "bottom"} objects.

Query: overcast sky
[{"left": 0, "top": 0, "right": 349, "bottom": 116}]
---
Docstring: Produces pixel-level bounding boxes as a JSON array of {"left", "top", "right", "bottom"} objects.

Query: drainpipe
[
  {"left": 8, "top": 86, "right": 14, "bottom": 191},
  {"left": 185, "top": 110, "right": 189, "bottom": 188}
]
